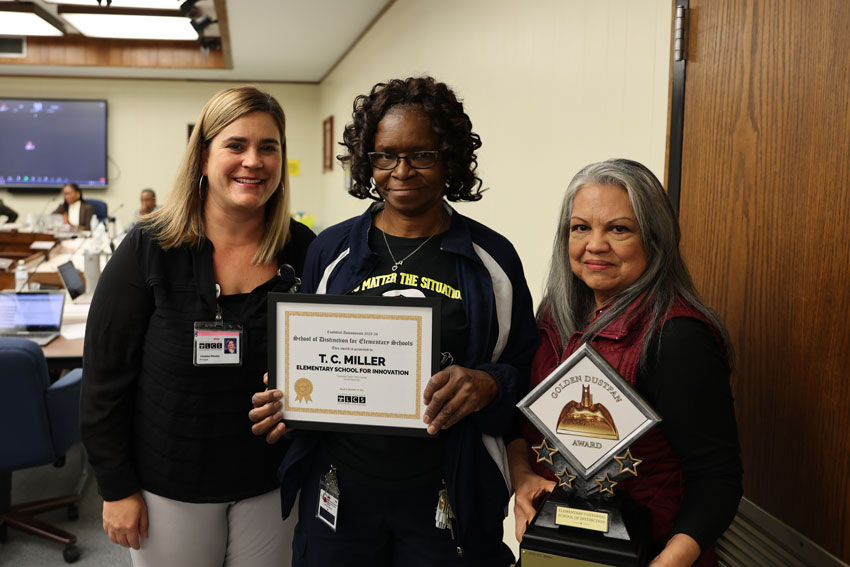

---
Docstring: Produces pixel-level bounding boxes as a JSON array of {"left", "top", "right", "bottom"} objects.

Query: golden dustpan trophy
[
  {"left": 557, "top": 384, "right": 619, "bottom": 439},
  {"left": 517, "top": 343, "right": 661, "bottom": 567}
]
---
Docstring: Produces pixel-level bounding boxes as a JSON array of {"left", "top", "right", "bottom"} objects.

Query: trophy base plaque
[{"left": 519, "top": 491, "right": 651, "bottom": 567}]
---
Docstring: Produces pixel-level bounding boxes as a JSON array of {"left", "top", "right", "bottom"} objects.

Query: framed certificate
[{"left": 268, "top": 293, "right": 440, "bottom": 436}]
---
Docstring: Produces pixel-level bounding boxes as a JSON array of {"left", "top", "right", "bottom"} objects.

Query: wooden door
[{"left": 677, "top": 0, "right": 850, "bottom": 562}]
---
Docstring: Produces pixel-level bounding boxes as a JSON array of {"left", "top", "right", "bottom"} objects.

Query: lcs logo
[{"left": 337, "top": 395, "right": 366, "bottom": 404}]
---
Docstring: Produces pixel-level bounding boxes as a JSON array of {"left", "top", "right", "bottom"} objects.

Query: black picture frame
[{"left": 268, "top": 293, "right": 441, "bottom": 437}]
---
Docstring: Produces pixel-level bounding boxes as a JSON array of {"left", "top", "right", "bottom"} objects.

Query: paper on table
[
  {"left": 61, "top": 323, "right": 87, "bottom": 340},
  {"left": 30, "top": 240, "right": 56, "bottom": 250}
]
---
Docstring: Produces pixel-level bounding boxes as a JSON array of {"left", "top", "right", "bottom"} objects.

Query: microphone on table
[
  {"left": 106, "top": 203, "right": 125, "bottom": 250},
  {"left": 16, "top": 255, "right": 50, "bottom": 292},
  {"left": 106, "top": 202, "right": 124, "bottom": 223}
]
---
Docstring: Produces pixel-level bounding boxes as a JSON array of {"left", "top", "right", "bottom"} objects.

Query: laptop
[
  {"left": 56, "top": 260, "right": 93, "bottom": 302},
  {"left": 0, "top": 291, "right": 66, "bottom": 346}
]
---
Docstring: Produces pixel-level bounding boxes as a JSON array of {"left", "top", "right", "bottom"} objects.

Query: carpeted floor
[
  {"left": 1, "top": 443, "right": 521, "bottom": 566},
  {"left": 1, "top": 443, "right": 131, "bottom": 567}
]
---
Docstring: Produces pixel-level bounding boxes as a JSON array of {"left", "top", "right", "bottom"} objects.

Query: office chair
[
  {"left": 0, "top": 338, "right": 85, "bottom": 563},
  {"left": 85, "top": 199, "right": 108, "bottom": 224}
]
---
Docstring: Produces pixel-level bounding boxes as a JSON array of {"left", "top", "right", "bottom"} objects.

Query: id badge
[
  {"left": 317, "top": 466, "right": 340, "bottom": 531},
  {"left": 193, "top": 321, "right": 244, "bottom": 366}
]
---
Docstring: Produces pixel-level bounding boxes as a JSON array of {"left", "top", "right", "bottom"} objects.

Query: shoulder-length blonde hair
[{"left": 145, "top": 85, "right": 291, "bottom": 265}]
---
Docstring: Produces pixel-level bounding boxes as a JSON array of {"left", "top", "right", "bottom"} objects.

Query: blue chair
[
  {"left": 0, "top": 338, "right": 84, "bottom": 563},
  {"left": 85, "top": 199, "right": 108, "bottom": 224}
]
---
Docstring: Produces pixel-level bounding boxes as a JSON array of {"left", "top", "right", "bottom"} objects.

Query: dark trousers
[{"left": 291, "top": 450, "right": 512, "bottom": 567}]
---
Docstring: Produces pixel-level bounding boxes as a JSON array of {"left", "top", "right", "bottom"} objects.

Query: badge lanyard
[
  {"left": 317, "top": 465, "right": 340, "bottom": 531},
  {"left": 193, "top": 283, "right": 244, "bottom": 366}
]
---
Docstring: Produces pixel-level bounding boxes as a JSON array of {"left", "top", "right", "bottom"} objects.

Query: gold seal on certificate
[
  {"left": 294, "top": 378, "right": 313, "bottom": 403},
  {"left": 268, "top": 293, "right": 440, "bottom": 436},
  {"left": 517, "top": 343, "right": 661, "bottom": 566}
]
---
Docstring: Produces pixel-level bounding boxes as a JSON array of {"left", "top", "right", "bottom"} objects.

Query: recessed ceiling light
[
  {"left": 61, "top": 13, "right": 197, "bottom": 40},
  {"left": 0, "top": 3, "right": 65, "bottom": 36}
]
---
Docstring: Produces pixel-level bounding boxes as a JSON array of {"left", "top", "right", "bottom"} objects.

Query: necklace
[{"left": 381, "top": 213, "right": 443, "bottom": 272}]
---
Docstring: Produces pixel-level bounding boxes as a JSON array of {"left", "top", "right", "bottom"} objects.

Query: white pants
[{"left": 130, "top": 489, "right": 297, "bottom": 567}]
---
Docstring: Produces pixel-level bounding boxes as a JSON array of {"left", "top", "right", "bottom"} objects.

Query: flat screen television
[{"left": 0, "top": 97, "right": 108, "bottom": 190}]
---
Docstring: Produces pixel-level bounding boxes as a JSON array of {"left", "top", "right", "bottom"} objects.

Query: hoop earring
[{"left": 198, "top": 175, "right": 207, "bottom": 200}]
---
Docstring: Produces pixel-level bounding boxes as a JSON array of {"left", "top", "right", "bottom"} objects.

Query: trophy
[{"left": 517, "top": 343, "right": 661, "bottom": 567}]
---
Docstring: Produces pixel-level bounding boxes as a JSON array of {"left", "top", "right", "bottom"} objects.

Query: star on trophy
[{"left": 517, "top": 343, "right": 661, "bottom": 567}]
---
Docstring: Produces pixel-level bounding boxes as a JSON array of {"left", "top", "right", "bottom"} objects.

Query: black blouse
[
  {"left": 80, "top": 221, "right": 314, "bottom": 502},
  {"left": 640, "top": 317, "right": 743, "bottom": 551}
]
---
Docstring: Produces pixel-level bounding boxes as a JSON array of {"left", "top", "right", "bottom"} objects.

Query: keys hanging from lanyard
[{"left": 435, "top": 480, "right": 455, "bottom": 540}]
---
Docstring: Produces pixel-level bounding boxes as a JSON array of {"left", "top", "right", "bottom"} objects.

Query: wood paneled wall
[
  {"left": 0, "top": 36, "right": 225, "bottom": 69},
  {"left": 678, "top": 0, "right": 850, "bottom": 561}
]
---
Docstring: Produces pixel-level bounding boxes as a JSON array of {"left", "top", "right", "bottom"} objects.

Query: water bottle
[
  {"left": 14, "top": 260, "right": 28, "bottom": 291},
  {"left": 94, "top": 221, "right": 110, "bottom": 253},
  {"left": 84, "top": 250, "right": 101, "bottom": 292}
]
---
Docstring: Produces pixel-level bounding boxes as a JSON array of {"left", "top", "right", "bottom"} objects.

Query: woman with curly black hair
[
  {"left": 251, "top": 76, "right": 538, "bottom": 566},
  {"left": 340, "top": 76, "right": 484, "bottom": 203}
]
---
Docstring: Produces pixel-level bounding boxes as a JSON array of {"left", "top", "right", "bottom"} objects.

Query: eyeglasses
[{"left": 367, "top": 150, "right": 440, "bottom": 170}]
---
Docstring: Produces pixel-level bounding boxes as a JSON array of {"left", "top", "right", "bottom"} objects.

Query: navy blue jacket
[{"left": 278, "top": 203, "right": 538, "bottom": 558}]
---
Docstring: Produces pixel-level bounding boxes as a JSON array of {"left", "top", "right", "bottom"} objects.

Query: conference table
[
  {"left": 1, "top": 229, "right": 94, "bottom": 369},
  {"left": 44, "top": 303, "right": 87, "bottom": 370}
]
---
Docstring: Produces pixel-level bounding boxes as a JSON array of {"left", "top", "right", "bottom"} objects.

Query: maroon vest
[{"left": 524, "top": 299, "right": 719, "bottom": 566}]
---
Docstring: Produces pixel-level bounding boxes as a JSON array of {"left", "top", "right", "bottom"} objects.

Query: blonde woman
[{"left": 81, "top": 86, "right": 314, "bottom": 566}]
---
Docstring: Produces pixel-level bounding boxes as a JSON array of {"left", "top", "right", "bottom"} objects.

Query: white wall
[
  {"left": 317, "top": 0, "right": 673, "bottom": 307},
  {"left": 0, "top": 78, "right": 320, "bottom": 228}
]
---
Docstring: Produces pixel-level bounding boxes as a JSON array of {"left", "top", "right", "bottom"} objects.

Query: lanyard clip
[
  {"left": 213, "top": 282, "right": 224, "bottom": 323},
  {"left": 278, "top": 264, "right": 301, "bottom": 293}
]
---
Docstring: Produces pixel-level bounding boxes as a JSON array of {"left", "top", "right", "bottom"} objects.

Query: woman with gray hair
[{"left": 508, "top": 159, "right": 742, "bottom": 567}]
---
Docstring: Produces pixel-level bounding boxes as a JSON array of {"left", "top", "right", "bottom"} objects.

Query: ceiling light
[
  {"left": 62, "top": 13, "right": 197, "bottom": 40},
  {"left": 199, "top": 37, "right": 220, "bottom": 49},
  {"left": 0, "top": 3, "right": 65, "bottom": 37},
  {"left": 179, "top": 0, "right": 199, "bottom": 16},
  {"left": 190, "top": 14, "right": 216, "bottom": 36}
]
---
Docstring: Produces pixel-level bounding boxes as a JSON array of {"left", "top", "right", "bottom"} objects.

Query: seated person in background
[
  {"left": 135, "top": 188, "right": 160, "bottom": 219},
  {"left": 0, "top": 198, "right": 18, "bottom": 223},
  {"left": 53, "top": 183, "right": 94, "bottom": 230}
]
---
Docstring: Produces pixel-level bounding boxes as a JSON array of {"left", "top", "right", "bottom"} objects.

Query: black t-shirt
[{"left": 322, "top": 227, "right": 469, "bottom": 488}]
